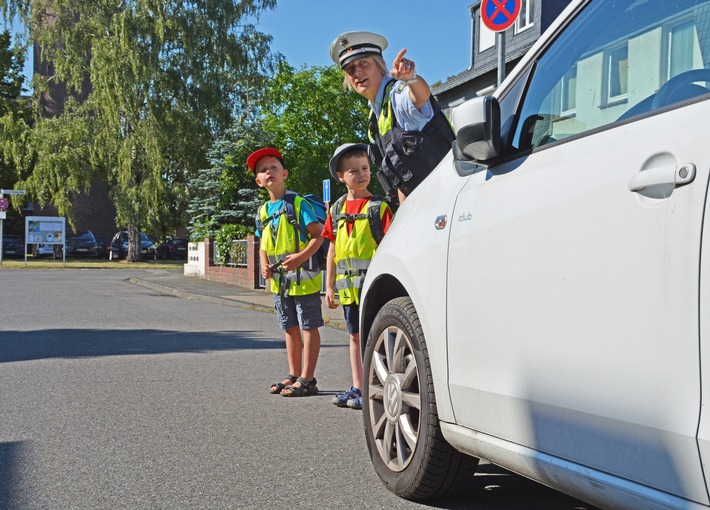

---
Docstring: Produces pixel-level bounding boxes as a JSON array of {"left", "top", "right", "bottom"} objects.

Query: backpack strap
[
  {"left": 330, "top": 194, "right": 348, "bottom": 240},
  {"left": 255, "top": 202, "right": 286, "bottom": 237},
  {"left": 283, "top": 191, "right": 312, "bottom": 240},
  {"left": 367, "top": 195, "right": 386, "bottom": 245}
]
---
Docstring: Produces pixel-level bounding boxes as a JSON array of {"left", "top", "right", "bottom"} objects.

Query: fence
[
  {"left": 185, "top": 236, "right": 260, "bottom": 289},
  {"left": 216, "top": 239, "right": 248, "bottom": 268}
]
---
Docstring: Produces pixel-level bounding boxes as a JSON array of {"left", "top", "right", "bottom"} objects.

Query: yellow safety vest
[
  {"left": 259, "top": 197, "right": 322, "bottom": 296},
  {"left": 333, "top": 198, "right": 387, "bottom": 305}
]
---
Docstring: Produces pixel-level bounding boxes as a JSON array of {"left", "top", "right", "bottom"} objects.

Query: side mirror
[{"left": 451, "top": 96, "right": 501, "bottom": 162}]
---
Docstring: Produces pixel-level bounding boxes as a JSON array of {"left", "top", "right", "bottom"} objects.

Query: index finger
[{"left": 393, "top": 48, "right": 407, "bottom": 66}]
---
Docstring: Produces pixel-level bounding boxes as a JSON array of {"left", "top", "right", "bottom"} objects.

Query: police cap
[
  {"left": 329, "top": 31, "right": 388, "bottom": 69},
  {"left": 329, "top": 143, "right": 370, "bottom": 179}
]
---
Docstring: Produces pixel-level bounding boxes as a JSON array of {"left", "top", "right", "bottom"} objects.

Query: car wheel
[{"left": 363, "top": 296, "right": 478, "bottom": 500}]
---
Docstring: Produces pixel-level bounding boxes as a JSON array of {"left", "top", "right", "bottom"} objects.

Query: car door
[{"left": 447, "top": 0, "right": 710, "bottom": 503}]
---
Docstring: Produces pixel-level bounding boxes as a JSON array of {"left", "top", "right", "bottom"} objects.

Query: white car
[{"left": 359, "top": 1, "right": 710, "bottom": 509}]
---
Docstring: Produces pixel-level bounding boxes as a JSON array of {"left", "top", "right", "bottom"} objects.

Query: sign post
[
  {"left": 0, "top": 189, "right": 27, "bottom": 267},
  {"left": 481, "top": 0, "right": 522, "bottom": 86}
]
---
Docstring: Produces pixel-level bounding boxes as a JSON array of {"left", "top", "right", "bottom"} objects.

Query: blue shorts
[
  {"left": 273, "top": 292, "right": 324, "bottom": 332},
  {"left": 343, "top": 304, "right": 360, "bottom": 335}
]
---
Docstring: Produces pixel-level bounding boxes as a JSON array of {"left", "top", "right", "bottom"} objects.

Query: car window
[{"left": 512, "top": 0, "right": 710, "bottom": 152}]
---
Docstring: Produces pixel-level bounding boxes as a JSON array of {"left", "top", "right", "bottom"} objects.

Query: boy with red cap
[{"left": 247, "top": 147, "right": 323, "bottom": 397}]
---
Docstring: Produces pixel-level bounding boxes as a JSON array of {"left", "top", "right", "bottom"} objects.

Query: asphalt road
[{"left": 0, "top": 269, "right": 596, "bottom": 509}]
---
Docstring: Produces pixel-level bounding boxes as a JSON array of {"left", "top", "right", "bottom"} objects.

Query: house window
[
  {"left": 561, "top": 65, "right": 577, "bottom": 114},
  {"left": 604, "top": 43, "right": 628, "bottom": 104},
  {"left": 515, "top": 0, "right": 535, "bottom": 33},
  {"left": 479, "top": 15, "right": 495, "bottom": 52}
]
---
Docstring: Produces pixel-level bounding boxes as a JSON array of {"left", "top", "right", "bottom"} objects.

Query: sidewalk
[{"left": 130, "top": 270, "right": 347, "bottom": 330}]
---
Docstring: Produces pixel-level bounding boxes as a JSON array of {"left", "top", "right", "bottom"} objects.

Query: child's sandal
[
  {"left": 269, "top": 374, "right": 298, "bottom": 394},
  {"left": 281, "top": 377, "right": 318, "bottom": 397}
]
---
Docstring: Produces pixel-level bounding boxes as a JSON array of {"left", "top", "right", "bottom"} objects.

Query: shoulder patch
[{"left": 395, "top": 82, "right": 407, "bottom": 94}]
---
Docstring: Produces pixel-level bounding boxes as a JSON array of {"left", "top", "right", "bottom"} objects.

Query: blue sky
[
  {"left": 256, "top": 1, "right": 475, "bottom": 83},
  {"left": 5, "top": 1, "right": 475, "bottom": 89}
]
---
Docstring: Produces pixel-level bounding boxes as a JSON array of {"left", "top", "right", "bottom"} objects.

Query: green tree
[
  {"left": 0, "top": 27, "right": 31, "bottom": 196},
  {"left": 260, "top": 62, "right": 369, "bottom": 196},
  {"left": 187, "top": 118, "right": 266, "bottom": 242},
  {"left": 2, "top": 0, "right": 277, "bottom": 260}
]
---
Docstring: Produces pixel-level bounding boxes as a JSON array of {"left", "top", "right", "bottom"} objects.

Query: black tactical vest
[{"left": 368, "top": 79, "right": 455, "bottom": 197}]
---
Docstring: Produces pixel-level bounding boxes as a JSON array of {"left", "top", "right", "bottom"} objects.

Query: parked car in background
[
  {"left": 64, "top": 230, "right": 99, "bottom": 258},
  {"left": 109, "top": 231, "right": 156, "bottom": 260},
  {"left": 155, "top": 238, "right": 188, "bottom": 260},
  {"left": 357, "top": 1, "right": 710, "bottom": 509},
  {"left": 2, "top": 235, "right": 24, "bottom": 258},
  {"left": 32, "top": 243, "right": 61, "bottom": 259},
  {"left": 94, "top": 236, "right": 110, "bottom": 259}
]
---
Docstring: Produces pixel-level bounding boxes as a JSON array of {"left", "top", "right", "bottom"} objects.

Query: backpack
[
  {"left": 330, "top": 194, "right": 387, "bottom": 245},
  {"left": 255, "top": 191, "right": 329, "bottom": 270}
]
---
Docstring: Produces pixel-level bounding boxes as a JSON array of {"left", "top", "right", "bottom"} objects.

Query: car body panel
[{"left": 446, "top": 103, "right": 710, "bottom": 502}]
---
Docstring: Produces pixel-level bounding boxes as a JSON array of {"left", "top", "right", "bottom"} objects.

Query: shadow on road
[
  {"left": 427, "top": 462, "right": 597, "bottom": 510},
  {"left": 0, "top": 441, "right": 29, "bottom": 509},
  {"left": 0, "top": 329, "right": 294, "bottom": 363}
]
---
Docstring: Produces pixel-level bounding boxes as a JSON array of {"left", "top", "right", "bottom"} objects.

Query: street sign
[
  {"left": 0, "top": 211, "right": 5, "bottom": 219},
  {"left": 0, "top": 197, "right": 8, "bottom": 210},
  {"left": 322, "top": 179, "right": 331, "bottom": 204},
  {"left": 481, "top": 0, "right": 521, "bottom": 32},
  {"left": 0, "top": 189, "right": 26, "bottom": 195}
]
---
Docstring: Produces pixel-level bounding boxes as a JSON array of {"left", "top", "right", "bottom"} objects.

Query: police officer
[{"left": 329, "top": 31, "right": 454, "bottom": 204}]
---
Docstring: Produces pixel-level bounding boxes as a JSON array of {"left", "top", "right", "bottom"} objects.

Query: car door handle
[{"left": 628, "top": 163, "right": 696, "bottom": 192}]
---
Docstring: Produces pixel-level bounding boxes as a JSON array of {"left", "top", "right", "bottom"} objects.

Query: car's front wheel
[{"left": 363, "top": 296, "right": 478, "bottom": 500}]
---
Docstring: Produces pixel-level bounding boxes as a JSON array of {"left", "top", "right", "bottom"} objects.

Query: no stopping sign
[{"left": 481, "top": 0, "right": 522, "bottom": 32}]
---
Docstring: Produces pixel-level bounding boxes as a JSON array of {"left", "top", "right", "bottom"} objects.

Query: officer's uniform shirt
[{"left": 368, "top": 77, "right": 434, "bottom": 132}]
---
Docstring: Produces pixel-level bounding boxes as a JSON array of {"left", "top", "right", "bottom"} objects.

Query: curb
[{"left": 128, "top": 277, "right": 347, "bottom": 331}]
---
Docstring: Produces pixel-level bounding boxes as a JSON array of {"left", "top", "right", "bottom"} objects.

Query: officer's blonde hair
[{"left": 342, "top": 55, "right": 388, "bottom": 91}]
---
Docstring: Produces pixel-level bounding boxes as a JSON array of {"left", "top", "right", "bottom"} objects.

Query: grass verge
[{"left": 0, "top": 258, "right": 185, "bottom": 270}]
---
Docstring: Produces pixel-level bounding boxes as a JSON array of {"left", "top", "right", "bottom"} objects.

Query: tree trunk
[{"left": 127, "top": 225, "right": 141, "bottom": 262}]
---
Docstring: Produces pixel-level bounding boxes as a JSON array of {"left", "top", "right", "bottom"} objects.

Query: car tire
[{"left": 362, "top": 296, "right": 478, "bottom": 500}]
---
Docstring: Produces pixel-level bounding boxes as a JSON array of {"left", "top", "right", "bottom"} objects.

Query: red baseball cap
[{"left": 246, "top": 147, "right": 283, "bottom": 172}]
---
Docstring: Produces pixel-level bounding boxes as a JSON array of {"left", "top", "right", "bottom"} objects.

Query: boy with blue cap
[{"left": 322, "top": 143, "right": 393, "bottom": 409}]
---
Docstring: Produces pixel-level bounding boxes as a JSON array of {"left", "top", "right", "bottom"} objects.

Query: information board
[{"left": 26, "top": 216, "right": 65, "bottom": 245}]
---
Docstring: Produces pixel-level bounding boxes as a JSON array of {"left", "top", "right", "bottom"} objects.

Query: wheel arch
[{"left": 360, "top": 273, "right": 407, "bottom": 356}]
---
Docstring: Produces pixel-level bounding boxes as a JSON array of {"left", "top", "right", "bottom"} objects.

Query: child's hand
[
  {"left": 281, "top": 253, "right": 301, "bottom": 271},
  {"left": 325, "top": 288, "right": 339, "bottom": 309}
]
